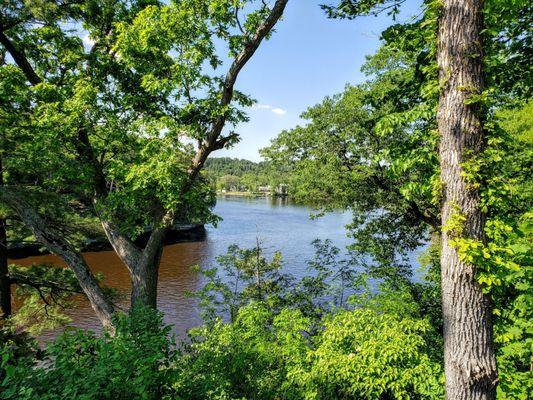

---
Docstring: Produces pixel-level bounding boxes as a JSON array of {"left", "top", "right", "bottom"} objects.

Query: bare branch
[{"left": 234, "top": 6, "right": 246, "bottom": 35}]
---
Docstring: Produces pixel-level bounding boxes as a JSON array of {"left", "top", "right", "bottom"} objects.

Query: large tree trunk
[
  {"left": 130, "top": 259, "right": 160, "bottom": 309},
  {"left": 130, "top": 228, "right": 164, "bottom": 308},
  {"left": 100, "top": 220, "right": 164, "bottom": 309},
  {"left": 437, "top": 0, "right": 498, "bottom": 399},
  {"left": 0, "top": 158, "right": 11, "bottom": 319}
]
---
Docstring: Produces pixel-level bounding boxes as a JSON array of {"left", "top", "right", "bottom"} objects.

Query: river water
[{"left": 12, "top": 196, "right": 417, "bottom": 341}]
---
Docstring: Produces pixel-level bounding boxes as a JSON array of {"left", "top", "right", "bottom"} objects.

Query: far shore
[{"left": 217, "top": 191, "right": 288, "bottom": 198}]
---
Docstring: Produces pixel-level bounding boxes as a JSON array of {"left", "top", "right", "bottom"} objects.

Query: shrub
[{"left": 1, "top": 307, "right": 176, "bottom": 400}]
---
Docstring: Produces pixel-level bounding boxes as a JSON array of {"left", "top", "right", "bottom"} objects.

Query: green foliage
[
  {"left": 0, "top": 324, "right": 39, "bottom": 383},
  {"left": 1, "top": 0, "right": 289, "bottom": 336},
  {"left": 449, "top": 101, "right": 533, "bottom": 398},
  {"left": 190, "top": 243, "right": 289, "bottom": 322},
  {"left": 291, "top": 309, "right": 442, "bottom": 399},
  {"left": 263, "top": 1, "right": 532, "bottom": 397},
  {"left": 2, "top": 0, "right": 531, "bottom": 398},
  {"left": 321, "top": 0, "right": 407, "bottom": 19},
  {"left": 175, "top": 303, "right": 307, "bottom": 399},
  {"left": 180, "top": 246, "right": 444, "bottom": 400},
  {"left": 490, "top": 104, "right": 533, "bottom": 399},
  {"left": 177, "top": 302, "right": 443, "bottom": 400},
  {"left": 7, "top": 264, "right": 79, "bottom": 335},
  {"left": 205, "top": 157, "right": 262, "bottom": 177},
  {"left": 262, "top": 3, "right": 442, "bottom": 281},
  {"left": 204, "top": 157, "right": 290, "bottom": 194},
  {"left": 1, "top": 306, "right": 176, "bottom": 400},
  {"left": 492, "top": 212, "right": 533, "bottom": 399},
  {"left": 5, "top": 263, "right": 116, "bottom": 335},
  {"left": 2, "top": 278, "right": 444, "bottom": 400},
  {"left": 0, "top": 0, "right": 286, "bottom": 263},
  {"left": 0, "top": 241, "right": 444, "bottom": 399},
  {"left": 182, "top": 243, "right": 443, "bottom": 399},
  {"left": 191, "top": 240, "right": 364, "bottom": 325}
]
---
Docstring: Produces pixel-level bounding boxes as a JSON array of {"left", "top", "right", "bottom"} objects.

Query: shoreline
[
  {"left": 217, "top": 191, "right": 288, "bottom": 198},
  {"left": 7, "top": 224, "right": 206, "bottom": 260}
]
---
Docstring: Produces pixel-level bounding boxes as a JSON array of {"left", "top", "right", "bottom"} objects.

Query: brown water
[
  {"left": 10, "top": 197, "right": 420, "bottom": 341},
  {"left": 14, "top": 241, "right": 208, "bottom": 342}
]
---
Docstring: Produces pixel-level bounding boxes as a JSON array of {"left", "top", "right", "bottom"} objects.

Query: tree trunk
[
  {"left": 130, "top": 228, "right": 165, "bottom": 308},
  {"left": 130, "top": 261, "right": 159, "bottom": 309},
  {"left": 0, "top": 157, "right": 11, "bottom": 319},
  {"left": 101, "top": 219, "right": 164, "bottom": 309},
  {"left": 437, "top": 1, "right": 498, "bottom": 399}
]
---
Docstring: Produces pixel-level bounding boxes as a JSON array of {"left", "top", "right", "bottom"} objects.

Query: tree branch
[
  {"left": 143, "top": 0, "right": 289, "bottom": 266},
  {"left": 370, "top": 174, "right": 440, "bottom": 229},
  {"left": 9, "top": 272, "right": 82, "bottom": 295},
  {"left": 99, "top": 219, "right": 142, "bottom": 273},
  {"left": 0, "top": 28, "right": 41, "bottom": 85},
  {"left": 189, "top": 0, "right": 289, "bottom": 178},
  {"left": 0, "top": 187, "right": 115, "bottom": 327}
]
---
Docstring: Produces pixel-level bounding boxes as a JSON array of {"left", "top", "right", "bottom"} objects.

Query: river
[{"left": 11, "top": 196, "right": 419, "bottom": 341}]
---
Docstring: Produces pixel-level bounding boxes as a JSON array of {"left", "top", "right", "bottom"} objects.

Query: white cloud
[
  {"left": 253, "top": 104, "right": 287, "bottom": 116},
  {"left": 271, "top": 107, "right": 287, "bottom": 115}
]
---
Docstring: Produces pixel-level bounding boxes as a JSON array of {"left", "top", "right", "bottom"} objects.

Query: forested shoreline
[
  {"left": 205, "top": 157, "right": 289, "bottom": 196},
  {"left": 1, "top": 0, "right": 531, "bottom": 399}
]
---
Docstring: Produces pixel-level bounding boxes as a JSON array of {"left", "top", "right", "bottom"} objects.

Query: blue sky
[{"left": 217, "top": 0, "right": 422, "bottom": 161}]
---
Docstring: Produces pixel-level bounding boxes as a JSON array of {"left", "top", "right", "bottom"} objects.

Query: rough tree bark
[
  {"left": 129, "top": 227, "right": 165, "bottom": 308},
  {"left": 0, "top": 217, "right": 9, "bottom": 319},
  {"left": 437, "top": 0, "right": 498, "bottom": 399},
  {"left": 0, "top": 47, "right": 12, "bottom": 320}
]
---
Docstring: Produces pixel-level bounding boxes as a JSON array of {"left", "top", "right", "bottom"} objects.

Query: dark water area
[{"left": 10, "top": 196, "right": 421, "bottom": 342}]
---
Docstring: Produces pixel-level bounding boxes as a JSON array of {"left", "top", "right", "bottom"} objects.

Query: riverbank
[
  {"left": 8, "top": 224, "right": 206, "bottom": 259},
  {"left": 217, "top": 191, "right": 288, "bottom": 198}
]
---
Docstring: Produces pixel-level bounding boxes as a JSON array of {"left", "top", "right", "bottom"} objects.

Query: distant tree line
[{"left": 204, "top": 157, "right": 289, "bottom": 194}]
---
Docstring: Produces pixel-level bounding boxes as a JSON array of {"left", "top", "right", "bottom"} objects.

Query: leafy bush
[
  {"left": 173, "top": 303, "right": 305, "bottom": 399},
  {"left": 1, "top": 307, "right": 176, "bottom": 400},
  {"left": 288, "top": 309, "right": 443, "bottom": 399},
  {"left": 173, "top": 303, "right": 443, "bottom": 400}
]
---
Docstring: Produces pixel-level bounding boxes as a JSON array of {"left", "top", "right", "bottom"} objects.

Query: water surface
[{"left": 12, "top": 197, "right": 387, "bottom": 341}]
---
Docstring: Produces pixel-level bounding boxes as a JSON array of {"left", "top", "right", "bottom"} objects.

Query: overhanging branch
[{"left": 0, "top": 28, "right": 41, "bottom": 85}]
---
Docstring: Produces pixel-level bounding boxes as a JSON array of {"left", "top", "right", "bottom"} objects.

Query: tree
[
  {"left": 0, "top": 46, "right": 11, "bottom": 320},
  {"left": 0, "top": 0, "right": 288, "bottom": 327},
  {"left": 218, "top": 175, "right": 242, "bottom": 192},
  {"left": 266, "top": 0, "right": 531, "bottom": 397},
  {"left": 437, "top": 0, "right": 497, "bottom": 398},
  {"left": 262, "top": 30, "right": 441, "bottom": 284}
]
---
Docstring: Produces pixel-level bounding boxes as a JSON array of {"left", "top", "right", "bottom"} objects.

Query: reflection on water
[{"left": 11, "top": 197, "right": 363, "bottom": 341}]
